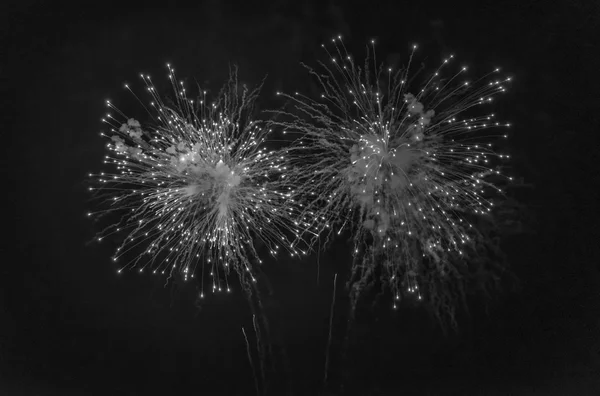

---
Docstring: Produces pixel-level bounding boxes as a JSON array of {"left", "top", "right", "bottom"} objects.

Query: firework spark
[
  {"left": 88, "top": 66, "right": 308, "bottom": 296},
  {"left": 271, "top": 36, "right": 514, "bottom": 327}
]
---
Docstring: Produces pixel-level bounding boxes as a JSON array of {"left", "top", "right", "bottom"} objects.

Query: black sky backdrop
[{"left": 3, "top": 0, "right": 600, "bottom": 395}]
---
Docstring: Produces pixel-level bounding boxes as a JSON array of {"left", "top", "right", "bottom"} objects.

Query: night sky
[{"left": 3, "top": 0, "right": 600, "bottom": 395}]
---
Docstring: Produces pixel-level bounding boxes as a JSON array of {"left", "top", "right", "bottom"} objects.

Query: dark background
[{"left": 2, "top": 0, "right": 600, "bottom": 395}]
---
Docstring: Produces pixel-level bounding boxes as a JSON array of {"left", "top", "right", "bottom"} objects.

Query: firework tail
[
  {"left": 242, "top": 325, "right": 260, "bottom": 396},
  {"left": 324, "top": 273, "right": 338, "bottom": 385},
  {"left": 243, "top": 274, "right": 293, "bottom": 395}
]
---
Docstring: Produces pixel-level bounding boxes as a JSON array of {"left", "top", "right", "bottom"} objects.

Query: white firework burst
[
  {"left": 88, "top": 65, "right": 309, "bottom": 297},
  {"left": 271, "top": 36, "right": 514, "bottom": 327}
]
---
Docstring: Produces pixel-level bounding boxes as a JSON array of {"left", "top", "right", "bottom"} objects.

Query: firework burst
[
  {"left": 88, "top": 66, "right": 308, "bottom": 297},
  {"left": 271, "top": 36, "right": 514, "bottom": 327}
]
